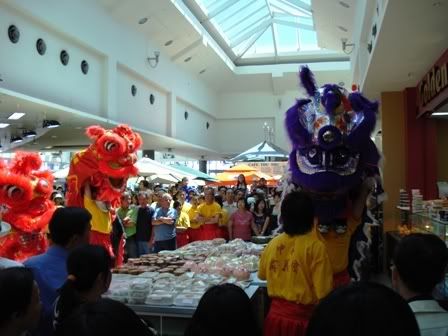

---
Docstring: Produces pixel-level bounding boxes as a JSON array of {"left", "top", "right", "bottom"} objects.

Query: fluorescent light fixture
[
  {"left": 8, "top": 112, "right": 25, "bottom": 120},
  {"left": 432, "top": 112, "right": 448, "bottom": 116},
  {"left": 0, "top": 123, "right": 10, "bottom": 128},
  {"left": 42, "top": 119, "right": 61, "bottom": 128},
  {"left": 23, "top": 130, "right": 37, "bottom": 138},
  {"left": 10, "top": 136, "right": 23, "bottom": 144}
]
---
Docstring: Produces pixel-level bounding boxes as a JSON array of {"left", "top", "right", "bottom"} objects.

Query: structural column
[
  {"left": 143, "top": 150, "right": 155, "bottom": 160},
  {"left": 199, "top": 160, "right": 207, "bottom": 173}
]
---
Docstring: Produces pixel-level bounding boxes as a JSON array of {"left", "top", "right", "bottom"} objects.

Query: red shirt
[{"left": 230, "top": 210, "right": 253, "bottom": 241}]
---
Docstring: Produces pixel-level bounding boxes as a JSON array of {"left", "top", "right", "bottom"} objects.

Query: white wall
[
  {"left": 0, "top": 0, "right": 219, "bottom": 152},
  {"left": 0, "top": 6, "right": 106, "bottom": 115},
  {"left": 175, "top": 99, "right": 217, "bottom": 150},
  {"left": 217, "top": 90, "right": 306, "bottom": 154},
  {"left": 116, "top": 64, "right": 168, "bottom": 135}
]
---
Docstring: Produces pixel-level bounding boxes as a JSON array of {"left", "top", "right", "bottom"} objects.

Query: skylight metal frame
[{"left": 184, "top": 0, "right": 345, "bottom": 65}]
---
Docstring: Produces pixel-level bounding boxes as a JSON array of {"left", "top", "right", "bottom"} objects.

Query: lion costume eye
[
  {"left": 104, "top": 141, "right": 117, "bottom": 152},
  {"left": 4, "top": 185, "right": 23, "bottom": 200}
]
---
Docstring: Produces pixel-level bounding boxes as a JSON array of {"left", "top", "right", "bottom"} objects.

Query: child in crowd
[
  {"left": 53, "top": 245, "right": 112, "bottom": 334},
  {"left": 259, "top": 191, "right": 333, "bottom": 336},
  {"left": 0, "top": 267, "right": 41, "bottom": 336},
  {"left": 56, "top": 298, "right": 156, "bottom": 336},
  {"left": 185, "top": 284, "right": 259, "bottom": 336},
  {"left": 174, "top": 200, "right": 190, "bottom": 248},
  {"left": 306, "top": 282, "right": 421, "bottom": 336},
  {"left": 187, "top": 196, "right": 202, "bottom": 242}
]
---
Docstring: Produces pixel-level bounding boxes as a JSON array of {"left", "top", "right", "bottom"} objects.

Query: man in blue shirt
[
  {"left": 152, "top": 193, "right": 177, "bottom": 253},
  {"left": 24, "top": 207, "right": 92, "bottom": 335}
]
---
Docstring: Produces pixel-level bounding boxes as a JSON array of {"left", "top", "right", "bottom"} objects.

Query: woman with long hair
[
  {"left": 252, "top": 198, "right": 270, "bottom": 236},
  {"left": 236, "top": 174, "right": 247, "bottom": 194},
  {"left": 53, "top": 245, "right": 112, "bottom": 334}
]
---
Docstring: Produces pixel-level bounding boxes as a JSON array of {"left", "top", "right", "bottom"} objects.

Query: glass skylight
[{"left": 192, "top": 0, "right": 320, "bottom": 60}]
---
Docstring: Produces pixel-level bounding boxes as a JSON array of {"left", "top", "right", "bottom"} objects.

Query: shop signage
[
  {"left": 243, "top": 161, "right": 288, "bottom": 177},
  {"left": 417, "top": 49, "right": 448, "bottom": 117}
]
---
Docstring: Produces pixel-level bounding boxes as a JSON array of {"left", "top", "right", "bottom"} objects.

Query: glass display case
[
  {"left": 396, "top": 207, "right": 448, "bottom": 243},
  {"left": 391, "top": 208, "right": 448, "bottom": 299}
]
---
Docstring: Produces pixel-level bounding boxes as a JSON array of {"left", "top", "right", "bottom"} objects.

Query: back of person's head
[
  {"left": 55, "top": 245, "right": 112, "bottom": 331},
  {"left": 173, "top": 200, "right": 181, "bottom": 210},
  {"left": 49, "top": 207, "right": 92, "bottom": 247},
  {"left": 0, "top": 267, "right": 41, "bottom": 331},
  {"left": 214, "top": 195, "right": 224, "bottom": 207},
  {"left": 393, "top": 233, "right": 448, "bottom": 295},
  {"left": 306, "top": 282, "right": 421, "bottom": 336},
  {"left": 281, "top": 191, "right": 314, "bottom": 235},
  {"left": 185, "top": 284, "right": 259, "bottom": 336},
  {"left": 57, "top": 298, "right": 155, "bottom": 336}
]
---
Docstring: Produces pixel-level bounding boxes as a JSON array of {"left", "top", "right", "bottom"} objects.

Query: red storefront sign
[{"left": 417, "top": 49, "right": 448, "bottom": 118}]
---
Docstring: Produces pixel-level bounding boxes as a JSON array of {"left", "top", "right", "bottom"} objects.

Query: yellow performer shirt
[
  {"left": 197, "top": 202, "right": 221, "bottom": 222},
  {"left": 188, "top": 206, "right": 201, "bottom": 229},
  {"left": 314, "top": 217, "right": 358, "bottom": 274},
  {"left": 84, "top": 194, "right": 112, "bottom": 234},
  {"left": 176, "top": 211, "right": 191, "bottom": 229},
  {"left": 258, "top": 232, "right": 333, "bottom": 305}
]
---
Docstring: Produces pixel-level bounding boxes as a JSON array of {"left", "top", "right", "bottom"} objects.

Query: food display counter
[{"left": 106, "top": 239, "right": 268, "bottom": 336}]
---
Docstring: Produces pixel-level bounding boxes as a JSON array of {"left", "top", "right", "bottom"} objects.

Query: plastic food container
[
  {"left": 145, "top": 293, "right": 175, "bottom": 306},
  {"left": 174, "top": 293, "right": 202, "bottom": 307}
]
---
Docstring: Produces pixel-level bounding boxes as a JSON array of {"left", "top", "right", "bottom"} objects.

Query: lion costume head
[
  {"left": 66, "top": 124, "right": 142, "bottom": 208},
  {"left": 0, "top": 151, "right": 55, "bottom": 260}
]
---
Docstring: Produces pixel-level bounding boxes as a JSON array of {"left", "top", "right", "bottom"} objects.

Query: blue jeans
[{"left": 137, "top": 241, "right": 150, "bottom": 256}]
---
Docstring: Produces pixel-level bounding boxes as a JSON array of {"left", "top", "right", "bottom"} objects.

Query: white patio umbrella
[
  {"left": 53, "top": 166, "right": 69, "bottom": 179},
  {"left": 231, "top": 141, "right": 288, "bottom": 161},
  {"left": 135, "top": 157, "right": 194, "bottom": 180}
]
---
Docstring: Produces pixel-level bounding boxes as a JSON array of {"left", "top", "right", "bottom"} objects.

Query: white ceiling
[
  {"left": 0, "top": 89, "right": 220, "bottom": 159},
  {"left": 95, "top": 0, "right": 353, "bottom": 92},
  {"left": 363, "top": 0, "right": 448, "bottom": 99}
]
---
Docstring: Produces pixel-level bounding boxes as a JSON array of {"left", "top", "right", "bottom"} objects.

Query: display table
[{"left": 127, "top": 285, "right": 261, "bottom": 336}]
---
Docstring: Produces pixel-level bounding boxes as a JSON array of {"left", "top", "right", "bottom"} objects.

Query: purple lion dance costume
[{"left": 282, "top": 66, "right": 384, "bottom": 281}]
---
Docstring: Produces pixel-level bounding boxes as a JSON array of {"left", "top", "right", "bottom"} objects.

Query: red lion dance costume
[
  {"left": 0, "top": 152, "right": 55, "bottom": 261},
  {"left": 66, "top": 124, "right": 141, "bottom": 265}
]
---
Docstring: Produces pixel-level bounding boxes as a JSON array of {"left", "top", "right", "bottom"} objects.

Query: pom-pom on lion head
[{"left": 285, "top": 66, "right": 380, "bottom": 194}]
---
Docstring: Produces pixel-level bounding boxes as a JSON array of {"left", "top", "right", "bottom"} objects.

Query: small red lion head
[
  {"left": 86, "top": 124, "right": 142, "bottom": 205},
  {"left": 0, "top": 152, "right": 55, "bottom": 233}
]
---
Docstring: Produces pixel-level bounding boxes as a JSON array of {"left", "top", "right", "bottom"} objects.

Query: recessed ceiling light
[
  {"left": 184, "top": 57, "right": 192, "bottom": 62},
  {"left": 0, "top": 123, "right": 10, "bottom": 128},
  {"left": 8, "top": 112, "right": 25, "bottom": 120},
  {"left": 75, "top": 126, "right": 82, "bottom": 130},
  {"left": 42, "top": 120, "right": 61, "bottom": 128},
  {"left": 337, "top": 25, "right": 348, "bottom": 32},
  {"left": 10, "top": 136, "right": 23, "bottom": 144},
  {"left": 51, "top": 135, "right": 58, "bottom": 139},
  {"left": 339, "top": 1, "right": 350, "bottom": 8},
  {"left": 164, "top": 40, "right": 173, "bottom": 46},
  {"left": 199, "top": 69, "right": 206, "bottom": 74},
  {"left": 138, "top": 17, "right": 148, "bottom": 24},
  {"left": 45, "top": 145, "right": 53, "bottom": 149},
  {"left": 23, "top": 130, "right": 37, "bottom": 138}
]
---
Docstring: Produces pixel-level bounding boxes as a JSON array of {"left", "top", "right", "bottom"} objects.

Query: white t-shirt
[{"left": 409, "top": 300, "right": 448, "bottom": 336}]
